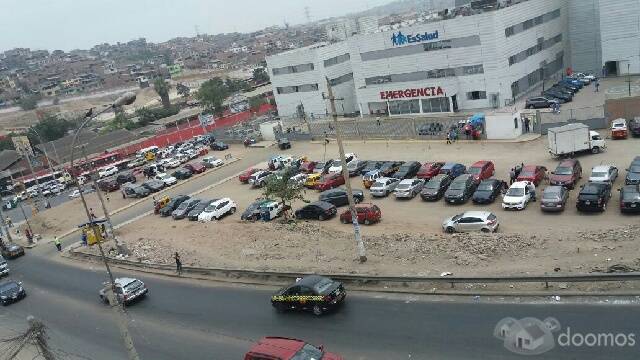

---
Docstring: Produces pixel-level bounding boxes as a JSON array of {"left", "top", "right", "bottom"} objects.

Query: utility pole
[
  {"left": 627, "top": 63, "right": 632, "bottom": 97},
  {"left": 24, "top": 151, "right": 47, "bottom": 210},
  {"left": 0, "top": 201, "right": 12, "bottom": 242},
  {"left": 324, "top": 78, "right": 367, "bottom": 263},
  {"left": 27, "top": 316, "right": 57, "bottom": 360}
]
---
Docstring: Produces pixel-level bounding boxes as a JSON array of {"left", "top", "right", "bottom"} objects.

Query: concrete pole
[
  {"left": 0, "top": 202, "right": 12, "bottom": 242},
  {"left": 24, "top": 152, "right": 46, "bottom": 210},
  {"left": 27, "top": 316, "right": 56, "bottom": 360},
  {"left": 325, "top": 77, "right": 366, "bottom": 263}
]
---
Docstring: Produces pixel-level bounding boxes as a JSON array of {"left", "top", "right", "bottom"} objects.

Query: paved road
[{"left": 2, "top": 148, "right": 639, "bottom": 359}]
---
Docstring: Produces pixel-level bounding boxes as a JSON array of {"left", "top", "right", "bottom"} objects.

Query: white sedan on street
[
  {"left": 502, "top": 181, "right": 535, "bottom": 210},
  {"left": 98, "top": 166, "right": 118, "bottom": 178},
  {"left": 155, "top": 172, "right": 177, "bottom": 186},
  {"left": 203, "top": 156, "right": 224, "bottom": 167},
  {"left": 164, "top": 158, "right": 181, "bottom": 169},
  {"left": 198, "top": 198, "right": 237, "bottom": 221}
]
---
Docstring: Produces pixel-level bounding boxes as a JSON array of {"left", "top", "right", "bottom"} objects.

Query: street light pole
[{"left": 24, "top": 151, "right": 47, "bottom": 210}]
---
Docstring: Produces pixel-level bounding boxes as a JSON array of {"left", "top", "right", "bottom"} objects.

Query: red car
[
  {"left": 416, "top": 162, "right": 445, "bottom": 180},
  {"left": 517, "top": 165, "right": 547, "bottom": 186},
  {"left": 239, "top": 168, "right": 260, "bottom": 183},
  {"left": 197, "top": 147, "right": 209, "bottom": 156},
  {"left": 468, "top": 160, "right": 495, "bottom": 182},
  {"left": 339, "top": 203, "right": 381, "bottom": 225},
  {"left": 549, "top": 159, "right": 582, "bottom": 189},
  {"left": 299, "top": 160, "right": 318, "bottom": 174},
  {"left": 245, "top": 337, "right": 342, "bottom": 360},
  {"left": 183, "top": 163, "right": 206, "bottom": 174},
  {"left": 315, "top": 173, "right": 345, "bottom": 191}
]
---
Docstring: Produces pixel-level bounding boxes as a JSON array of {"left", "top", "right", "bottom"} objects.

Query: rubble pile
[{"left": 577, "top": 225, "right": 640, "bottom": 243}]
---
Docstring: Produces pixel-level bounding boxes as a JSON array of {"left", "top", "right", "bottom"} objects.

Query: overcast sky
[{"left": 1, "top": 0, "right": 397, "bottom": 52}]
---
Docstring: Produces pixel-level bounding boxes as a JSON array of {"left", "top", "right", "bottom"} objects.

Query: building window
[
  {"left": 421, "top": 98, "right": 450, "bottom": 113},
  {"left": 505, "top": 8, "right": 561, "bottom": 38},
  {"left": 389, "top": 100, "right": 420, "bottom": 115},
  {"left": 324, "top": 53, "right": 350, "bottom": 67},
  {"left": 329, "top": 73, "right": 354, "bottom": 86},
  {"left": 467, "top": 91, "right": 487, "bottom": 100},
  {"left": 272, "top": 63, "right": 315, "bottom": 76},
  {"left": 360, "top": 35, "right": 479, "bottom": 61},
  {"left": 276, "top": 83, "right": 318, "bottom": 94},
  {"left": 365, "top": 64, "right": 484, "bottom": 86}
]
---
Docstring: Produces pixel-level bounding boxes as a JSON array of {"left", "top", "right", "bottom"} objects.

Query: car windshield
[
  {"left": 622, "top": 190, "right": 640, "bottom": 201},
  {"left": 467, "top": 167, "right": 481, "bottom": 174},
  {"left": 425, "top": 180, "right": 441, "bottom": 189},
  {"left": 507, "top": 188, "right": 525, "bottom": 197},
  {"left": 630, "top": 166, "right": 640, "bottom": 173},
  {"left": 591, "top": 172, "right": 607, "bottom": 178},
  {"left": 581, "top": 186, "right": 600, "bottom": 195},
  {"left": 397, "top": 183, "right": 411, "bottom": 190},
  {"left": 554, "top": 167, "right": 573, "bottom": 175},
  {"left": 0, "top": 282, "right": 18, "bottom": 293},
  {"left": 520, "top": 171, "right": 535, "bottom": 177},
  {"left": 124, "top": 280, "right": 142, "bottom": 291},
  {"left": 449, "top": 182, "right": 466, "bottom": 190},
  {"left": 477, "top": 183, "right": 494, "bottom": 191},
  {"left": 543, "top": 191, "right": 560, "bottom": 200},
  {"left": 312, "top": 278, "right": 334, "bottom": 294},
  {"left": 372, "top": 181, "right": 385, "bottom": 188},
  {"left": 291, "top": 343, "right": 323, "bottom": 360},
  {"left": 204, "top": 205, "right": 216, "bottom": 212}
]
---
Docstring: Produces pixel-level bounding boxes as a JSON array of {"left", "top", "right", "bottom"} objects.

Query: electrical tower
[{"left": 304, "top": 6, "right": 311, "bottom": 23}]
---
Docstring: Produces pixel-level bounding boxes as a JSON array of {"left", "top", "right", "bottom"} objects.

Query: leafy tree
[
  {"left": 196, "top": 78, "right": 229, "bottom": 115},
  {"left": 176, "top": 83, "right": 190, "bottom": 98},
  {"left": 0, "top": 137, "right": 15, "bottom": 151},
  {"left": 252, "top": 67, "right": 270, "bottom": 84},
  {"left": 153, "top": 78, "right": 172, "bottom": 109},
  {"left": 261, "top": 167, "right": 306, "bottom": 220},
  {"left": 19, "top": 95, "right": 39, "bottom": 111},
  {"left": 224, "top": 78, "right": 250, "bottom": 93},
  {"left": 135, "top": 106, "right": 179, "bottom": 127},
  {"left": 28, "top": 114, "right": 74, "bottom": 143}
]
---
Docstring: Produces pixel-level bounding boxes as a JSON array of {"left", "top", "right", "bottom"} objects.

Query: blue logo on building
[{"left": 391, "top": 30, "right": 439, "bottom": 46}]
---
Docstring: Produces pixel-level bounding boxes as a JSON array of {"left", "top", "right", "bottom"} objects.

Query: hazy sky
[{"left": 1, "top": 0, "right": 396, "bottom": 52}]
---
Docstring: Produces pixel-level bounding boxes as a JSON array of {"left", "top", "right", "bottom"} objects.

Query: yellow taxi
[{"left": 304, "top": 173, "right": 322, "bottom": 188}]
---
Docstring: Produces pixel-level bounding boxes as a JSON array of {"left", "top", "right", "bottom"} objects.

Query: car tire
[
  {"left": 481, "top": 228, "right": 491, "bottom": 233},
  {"left": 229, "top": 207, "right": 236, "bottom": 214},
  {"left": 446, "top": 226, "right": 455, "bottom": 234},
  {"left": 341, "top": 217, "right": 348, "bottom": 224},
  {"left": 592, "top": 147, "right": 600, "bottom": 154},
  {"left": 318, "top": 214, "right": 325, "bottom": 221},
  {"left": 312, "top": 305, "right": 323, "bottom": 316},
  {"left": 364, "top": 219, "right": 371, "bottom": 225}
]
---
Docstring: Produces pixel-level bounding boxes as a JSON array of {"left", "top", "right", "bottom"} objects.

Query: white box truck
[{"left": 547, "top": 123, "right": 606, "bottom": 157}]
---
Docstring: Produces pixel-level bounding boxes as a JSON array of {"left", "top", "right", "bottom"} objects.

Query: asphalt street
[{"left": 2, "top": 148, "right": 639, "bottom": 359}]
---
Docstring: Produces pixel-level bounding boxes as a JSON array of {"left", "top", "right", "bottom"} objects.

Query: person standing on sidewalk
[
  {"left": 54, "top": 237, "right": 62, "bottom": 252},
  {"left": 5, "top": 216, "right": 12, "bottom": 228},
  {"left": 174, "top": 252, "right": 182, "bottom": 276}
]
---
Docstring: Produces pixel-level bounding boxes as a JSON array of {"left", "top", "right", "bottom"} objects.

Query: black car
[
  {"left": 630, "top": 119, "right": 640, "bottom": 137},
  {"left": 360, "top": 160, "right": 383, "bottom": 175},
  {"left": 294, "top": 201, "right": 337, "bottom": 221},
  {"left": 576, "top": 182, "right": 611, "bottom": 212},
  {"left": 421, "top": 174, "right": 452, "bottom": 201},
  {"left": 348, "top": 160, "right": 368, "bottom": 176},
  {"left": 142, "top": 179, "right": 165, "bottom": 193},
  {"left": 555, "top": 81, "right": 580, "bottom": 92},
  {"left": 543, "top": 90, "right": 571, "bottom": 102},
  {"left": 241, "top": 200, "right": 270, "bottom": 221},
  {"left": 271, "top": 275, "right": 345, "bottom": 316},
  {"left": 525, "top": 97, "right": 557, "bottom": 109},
  {"left": 392, "top": 161, "right": 421, "bottom": 179},
  {"left": 444, "top": 174, "right": 477, "bottom": 204},
  {"left": 172, "top": 199, "right": 201, "bottom": 220},
  {"left": 379, "top": 161, "right": 404, "bottom": 176},
  {"left": 159, "top": 195, "right": 190, "bottom": 217},
  {"left": 549, "top": 86, "right": 574, "bottom": 96},
  {"left": 619, "top": 185, "right": 640, "bottom": 213},
  {"left": 312, "top": 160, "right": 333, "bottom": 175},
  {"left": 173, "top": 168, "right": 193, "bottom": 180},
  {"left": 472, "top": 179, "right": 505, "bottom": 204},
  {"left": 98, "top": 179, "right": 120, "bottom": 192},
  {"left": 1, "top": 243, "right": 25, "bottom": 259},
  {"left": 0, "top": 280, "right": 26, "bottom": 306},
  {"left": 210, "top": 141, "right": 229, "bottom": 151},
  {"left": 188, "top": 200, "right": 215, "bottom": 221},
  {"left": 116, "top": 172, "right": 136, "bottom": 184},
  {"left": 319, "top": 188, "right": 364, "bottom": 207},
  {"left": 277, "top": 138, "right": 291, "bottom": 150},
  {"left": 625, "top": 164, "right": 640, "bottom": 185}
]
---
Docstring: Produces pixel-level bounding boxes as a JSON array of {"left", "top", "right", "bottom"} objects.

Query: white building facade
[
  {"left": 599, "top": 0, "right": 640, "bottom": 76},
  {"left": 267, "top": 0, "right": 568, "bottom": 118}
]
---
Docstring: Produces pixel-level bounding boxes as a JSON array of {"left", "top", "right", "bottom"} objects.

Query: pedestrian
[
  {"left": 5, "top": 216, "right": 12, "bottom": 228},
  {"left": 595, "top": 80, "right": 600, "bottom": 92},
  {"left": 527, "top": 182, "right": 537, "bottom": 202},
  {"left": 174, "top": 252, "right": 182, "bottom": 276},
  {"left": 446, "top": 132, "right": 452, "bottom": 145},
  {"left": 54, "top": 237, "right": 62, "bottom": 252},
  {"left": 105, "top": 194, "right": 110, "bottom": 202},
  {"left": 81, "top": 230, "right": 88, "bottom": 246},
  {"left": 89, "top": 208, "right": 96, "bottom": 220},
  {"left": 376, "top": 118, "right": 381, "bottom": 126},
  {"left": 25, "top": 228, "right": 32, "bottom": 244},
  {"left": 122, "top": 190, "right": 126, "bottom": 199},
  {"left": 509, "top": 168, "right": 516, "bottom": 185},
  {"left": 524, "top": 118, "right": 530, "bottom": 133}
]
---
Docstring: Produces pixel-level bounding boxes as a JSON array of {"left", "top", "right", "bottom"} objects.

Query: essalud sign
[{"left": 391, "top": 30, "right": 439, "bottom": 46}]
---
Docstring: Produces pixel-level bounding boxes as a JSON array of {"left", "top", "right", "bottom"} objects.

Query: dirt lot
[{"left": 86, "top": 135, "right": 640, "bottom": 277}]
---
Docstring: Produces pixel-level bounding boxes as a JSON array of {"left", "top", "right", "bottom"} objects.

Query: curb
[{"left": 310, "top": 134, "right": 541, "bottom": 145}]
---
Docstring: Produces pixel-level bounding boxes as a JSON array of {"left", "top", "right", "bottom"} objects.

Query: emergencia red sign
[{"left": 380, "top": 87, "right": 445, "bottom": 100}]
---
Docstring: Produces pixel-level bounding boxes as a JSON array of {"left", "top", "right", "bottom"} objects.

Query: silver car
[
  {"left": 369, "top": 177, "right": 401, "bottom": 197},
  {"left": 394, "top": 179, "right": 425, "bottom": 199},
  {"left": 589, "top": 165, "right": 618, "bottom": 184},
  {"left": 99, "top": 277, "right": 148, "bottom": 305},
  {"left": 442, "top": 211, "right": 499, "bottom": 233}
]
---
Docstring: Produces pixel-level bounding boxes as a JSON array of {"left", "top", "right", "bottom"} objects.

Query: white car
[
  {"left": 289, "top": 173, "right": 308, "bottom": 186},
  {"left": 442, "top": 211, "right": 499, "bottom": 233},
  {"left": 394, "top": 178, "right": 425, "bottom": 199},
  {"left": 69, "top": 188, "right": 93, "bottom": 198},
  {"left": 589, "top": 165, "right": 618, "bottom": 184},
  {"left": 203, "top": 156, "right": 224, "bottom": 167},
  {"left": 164, "top": 158, "right": 181, "bottom": 169},
  {"left": 98, "top": 166, "right": 118, "bottom": 178},
  {"left": 259, "top": 201, "right": 285, "bottom": 221},
  {"left": 502, "top": 181, "right": 535, "bottom": 210},
  {"left": 198, "top": 198, "right": 237, "bottom": 221},
  {"left": 185, "top": 149, "right": 198, "bottom": 160},
  {"left": 155, "top": 172, "right": 177, "bottom": 186},
  {"left": 370, "top": 177, "right": 401, "bottom": 197},
  {"left": 327, "top": 153, "right": 357, "bottom": 174}
]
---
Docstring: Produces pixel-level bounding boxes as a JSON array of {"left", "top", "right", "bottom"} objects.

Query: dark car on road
[
  {"left": 172, "top": 199, "right": 201, "bottom": 220},
  {"left": 271, "top": 275, "right": 345, "bottom": 316},
  {"left": 576, "top": 182, "right": 611, "bottom": 212},
  {"left": 549, "top": 159, "right": 582, "bottom": 189},
  {"left": 630, "top": 119, "right": 640, "bottom": 137},
  {"left": 319, "top": 188, "right": 364, "bottom": 207},
  {"left": 525, "top": 97, "right": 558, "bottom": 109},
  {"left": 619, "top": 185, "right": 640, "bottom": 213},
  {"left": 540, "top": 186, "right": 570, "bottom": 212},
  {"left": 0, "top": 280, "right": 26, "bottom": 306},
  {"left": 420, "top": 174, "right": 452, "bottom": 201},
  {"left": 210, "top": 141, "right": 229, "bottom": 151},
  {"left": 241, "top": 199, "right": 271, "bottom": 221},
  {"left": 439, "top": 162, "right": 466, "bottom": 179},
  {"left": 625, "top": 164, "right": 640, "bottom": 185},
  {"left": 142, "top": 179, "right": 165, "bottom": 193},
  {"left": 188, "top": 199, "right": 215, "bottom": 221},
  {"left": 379, "top": 161, "right": 403, "bottom": 177},
  {"left": 472, "top": 179, "right": 505, "bottom": 204},
  {"left": 1, "top": 244, "right": 25, "bottom": 259},
  {"left": 159, "top": 195, "right": 190, "bottom": 217},
  {"left": 277, "top": 138, "right": 291, "bottom": 150},
  {"left": 116, "top": 172, "right": 136, "bottom": 184},
  {"left": 444, "top": 174, "right": 477, "bottom": 204},
  {"left": 98, "top": 179, "right": 120, "bottom": 192},
  {"left": 173, "top": 168, "right": 193, "bottom": 180},
  {"left": 392, "top": 161, "right": 421, "bottom": 179},
  {"left": 294, "top": 201, "right": 337, "bottom": 221}
]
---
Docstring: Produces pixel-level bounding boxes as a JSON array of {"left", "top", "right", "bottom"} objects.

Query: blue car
[
  {"left": 439, "top": 162, "right": 466, "bottom": 179},
  {"left": 561, "top": 78, "right": 583, "bottom": 89}
]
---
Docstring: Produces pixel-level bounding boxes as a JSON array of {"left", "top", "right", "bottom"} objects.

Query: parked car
[
  {"left": 626, "top": 163, "right": 640, "bottom": 185},
  {"left": 517, "top": 165, "right": 547, "bottom": 186},
  {"left": 202, "top": 156, "right": 223, "bottom": 168},
  {"left": 502, "top": 181, "right": 535, "bottom": 210},
  {"left": 420, "top": 174, "right": 452, "bottom": 201},
  {"left": 0, "top": 280, "right": 26, "bottom": 306},
  {"left": 540, "top": 186, "right": 570, "bottom": 212},
  {"left": 164, "top": 158, "right": 181, "bottom": 169},
  {"left": 1, "top": 243, "right": 25, "bottom": 259},
  {"left": 127, "top": 158, "right": 146, "bottom": 169},
  {"left": 619, "top": 185, "right": 640, "bottom": 213},
  {"left": 360, "top": 160, "right": 383, "bottom": 175},
  {"left": 241, "top": 199, "right": 271, "bottom": 221},
  {"left": 369, "top": 177, "right": 401, "bottom": 197},
  {"left": 258, "top": 201, "right": 288, "bottom": 221},
  {"left": 378, "top": 161, "right": 403, "bottom": 177},
  {"left": 116, "top": 172, "right": 136, "bottom": 184},
  {"left": 159, "top": 195, "right": 190, "bottom": 217},
  {"left": 588, "top": 165, "right": 618, "bottom": 184},
  {"left": 210, "top": 141, "right": 229, "bottom": 151},
  {"left": 347, "top": 160, "right": 368, "bottom": 176},
  {"left": 312, "top": 160, "right": 333, "bottom": 175},
  {"left": 249, "top": 170, "right": 272, "bottom": 188},
  {"left": 271, "top": 275, "right": 345, "bottom": 316},
  {"left": 121, "top": 184, "right": 150, "bottom": 198},
  {"left": 339, "top": 203, "right": 381, "bottom": 225},
  {"left": 444, "top": 174, "right": 477, "bottom": 204},
  {"left": 244, "top": 337, "right": 343, "bottom": 360},
  {"left": 198, "top": 198, "right": 237, "bottom": 221},
  {"left": 98, "top": 166, "right": 118, "bottom": 178},
  {"left": 319, "top": 188, "right": 364, "bottom": 206},
  {"left": 442, "top": 211, "right": 499, "bottom": 233},
  {"left": 394, "top": 179, "right": 425, "bottom": 199},
  {"left": 362, "top": 169, "right": 382, "bottom": 189},
  {"left": 142, "top": 179, "right": 165, "bottom": 193},
  {"left": 555, "top": 81, "right": 580, "bottom": 93},
  {"left": 439, "top": 162, "right": 466, "bottom": 179},
  {"left": 172, "top": 168, "right": 193, "bottom": 180},
  {"left": 467, "top": 161, "right": 495, "bottom": 183},
  {"left": 525, "top": 97, "right": 558, "bottom": 109},
  {"left": 392, "top": 161, "right": 422, "bottom": 179},
  {"left": 472, "top": 179, "right": 505, "bottom": 204},
  {"left": 299, "top": 160, "right": 318, "bottom": 174},
  {"left": 0, "top": 255, "right": 8, "bottom": 277},
  {"left": 277, "top": 138, "right": 292, "bottom": 150},
  {"left": 294, "top": 201, "right": 337, "bottom": 221},
  {"left": 172, "top": 199, "right": 201, "bottom": 220},
  {"left": 98, "top": 277, "right": 147, "bottom": 305},
  {"left": 187, "top": 200, "right": 215, "bottom": 221},
  {"left": 184, "top": 163, "right": 206, "bottom": 174},
  {"left": 155, "top": 172, "right": 177, "bottom": 186},
  {"left": 577, "top": 182, "right": 612, "bottom": 212},
  {"left": 98, "top": 179, "right": 120, "bottom": 192},
  {"left": 289, "top": 173, "right": 308, "bottom": 187},
  {"left": 239, "top": 168, "right": 261, "bottom": 183},
  {"left": 610, "top": 118, "right": 628, "bottom": 140},
  {"left": 327, "top": 153, "right": 358, "bottom": 174},
  {"left": 304, "top": 173, "right": 322, "bottom": 189},
  {"left": 416, "top": 162, "right": 445, "bottom": 180},
  {"left": 629, "top": 118, "right": 640, "bottom": 137},
  {"left": 549, "top": 159, "right": 582, "bottom": 189},
  {"left": 543, "top": 89, "right": 572, "bottom": 102},
  {"left": 315, "top": 173, "right": 345, "bottom": 191}
]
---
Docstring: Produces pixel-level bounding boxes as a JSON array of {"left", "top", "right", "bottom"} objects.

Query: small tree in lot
[{"left": 261, "top": 167, "right": 306, "bottom": 221}]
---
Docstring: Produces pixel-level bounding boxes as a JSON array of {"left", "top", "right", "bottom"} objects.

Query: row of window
[
  {"left": 510, "top": 52, "right": 564, "bottom": 98},
  {"left": 508, "top": 34, "right": 562, "bottom": 66},
  {"left": 276, "top": 83, "right": 319, "bottom": 94},
  {"left": 324, "top": 53, "right": 350, "bottom": 67},
  {"left": 365, "top": 64, "right": 484, "bottom": 86},
  {"left": 361, "top": 35, "right": 481, "bottom": 62},
  {"left": 272, "top": 63, "right": 315, "bottom": 76},
  {"left": 329, "top": 73, "right": 354, "bottom": 87},
  {"left": 505, "top": 8, "right": 561, "bottom": 37},
  {"left": 369, "top": 98, "right": 451, "bottom": 115},
  {"left": 467, "top": 91, "right": 487, "bottom": 100}
]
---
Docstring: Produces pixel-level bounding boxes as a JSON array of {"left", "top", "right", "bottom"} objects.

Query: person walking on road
[
  {"left": 509, "top": 168, "right": 516, "bottom": 185},
  {"left": 81, "top": 230, "right": 88, "bottom": 246},
  {"left": 54, "top": 237, "right": 62, "bottom": 252},
  {"left": 5, "top": 216, "right": 13, "bottom": 228},
  {"left": 89, "top": 208, "right": 97, "bottom": 221},
  {"left": 174, "top": 252, "right": 182, "bottom": 276},
  {"left": 595, "top": 79, "right": 600, "bottom": 92}
]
